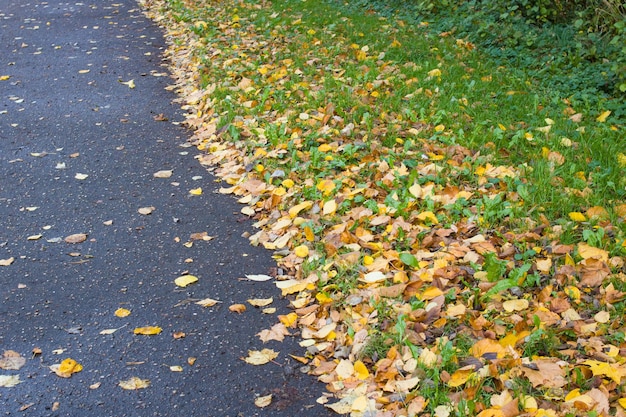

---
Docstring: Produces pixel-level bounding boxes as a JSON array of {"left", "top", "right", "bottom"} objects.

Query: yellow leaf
[
  {"left": 618, "top": 398, "right": 626, "bottom": 409},
  {"left": 318, "top": 144, "right": 332, "bottom": 152},
  {"left": 189, "top": 187, "right": 202, "bottom": 195},
  {"left": 133, "top": 326, "right": 162, "bottom": 335},
  {"left": 502, "top": 299, "right": 529, "bottom": 312},
  {"left": 174, "top": 274, "right": 198, "bottom": 287},
  {"left": 114, "top": 308, "right": 131, "bottom": 317},
  {"left": 119, "top": 376, "right": 150, "bottom": 390},
  {"left": 303, "top": 225, "right": 315, "bottom": 242},
  {"left": 596, "top": 110, "right": 611, "bottom": 123},
  {"left": 243, "top": 349, "right": 278, "bottom": 365},
  {"left": 51, "top": 358, "right": 83, "bottom": 378},
  {"left": 568, "top": 212, "right": 586, "bottom": 222},
  {"left": 282, "top": 179, "right": 295, "bottom": 188},
  {"left": 315, "top": 292, "right": 333, "bottom": 303},
  {"left": 278, "top": 312, "right": 298, "bottom": 327},
  {"left": 434, "top": 124, "right": 445, "bottom": 132},
  {"left": 583, "top": 359, "right": 623, "bottom": 383},
  {"left": 288, "top": 201, "right": 313, "bottom": 218},
  {"left": 316, "top": 179, "right": 335, "bottom": 195},
  {"left": 577, "top": 242, "right": 609, "bottom": 261},
  {"left": 416, "top": 211, "right": 438, "bottom": 224},
  {"left": 428, "top": 68, "right": 441, "bottom": 77},
  {"left": 354, "top": 360, "right": 370, "bottom": 380},
  {"left": 390, "top": 39, "right": 401, "bottom": 48},
  {"left": 0, "top": 75, "right": 10, "bottom": 81},
  {"left": 294, "top": 245, "right": 309, "bottom": 258},
  {"left": 448, "top": 369, "right": 474, "bottom": 387},
  {"left": 421, "top": 286, "right": 443, "bottom": 300}
]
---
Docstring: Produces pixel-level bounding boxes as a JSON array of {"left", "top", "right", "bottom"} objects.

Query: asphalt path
[{"left": 0, "top": 1, "right": 331, "bottom": 415}]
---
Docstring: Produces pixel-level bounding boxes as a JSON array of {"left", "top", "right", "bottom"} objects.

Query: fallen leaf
[
  {"left": 257, "top": 323, "right": 290, "bottom": 342},
  {"left": 173, "top": 332, "right": 186, "bottom": 339},
  {"left": 243, "top": 349, "right": 278, "bottom": 365},
  {"left": 174, "top": 274, "right": 198, "bottom": 287},
  {"left": 255, "top": 394, "right": 272, "bottom": 408},
  {"left": 0, "top": 375, "right": 21, "bottom": 387},
  {"left": 27, "top": 234, "right": 42, "bottom": 240},
  {"left": 596, "top": 110, "right": 611, "bottom": 122},
  {"left": 74, "top": 173, "right": 88, "bottom": 180},
  {"left": 502, "top": 299, "right": 529, "bottom": 312},
  {"left": 153, "top": 170, "right": 173, "bottom": 178},
  {"left": 247, "top": 297, "right": 273, "bottom": 307},
  {"left": 169, "top": 365, "right": 183, "bottom": 372},
  {"left": 229, "top": 304, "right": 247, "bottom": 313},
  {"left": 50, "top": 358, "right": 83, "bottom": 378},
  {"left": 99, "top": 328, "right": 122, "bottom": 335},
  {"left": 196, "top": 298, "right": 221, "bottom": 307},
  {"left": 0, "top": 351, "right": 25, "bottom": 370},
  {"left": 189, "top": 187, "right": 203, "bottom": 195},
  {"left": 245, "top": 274, "right": 273, "bottom": 282},
  {"left": 138, "top": 206, "right": 155, "bottom": 215},
  {"left": 0, "top": 257, "right": 15, "bottom": 266},
  {"left": 133, "top": 326, "right": 162, "bottom": 335},
  {"left": 114, "top": 308, "right": 131, "bottom": 317},
  {"left": 64, "top": 233, "right": 87, "bottom": 244},
  {"left": 119, "top": 376, "right": 150, "bottom": 390},
  {"left": 119, "top": 79, "right": 136, "bottom": 88},
  {"left": 89, "top": 382, "right": 101, "bottom": 389},
  {"left": 294, "top": 245, "right": 309, "bottom": 258}
]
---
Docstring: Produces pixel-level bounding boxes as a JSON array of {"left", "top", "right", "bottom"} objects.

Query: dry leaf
[
  {"left": 50, "top": 358, "right": 83, "bottom": 378},
  {"left": 174, "top": 274, "right": 198, "bottom": 287},
  {"left": 64, "top": 233, "right": 87, "bottom": 244},
  {"left": 138, "top": 206, "right": 155, "bottom": 215},
  {"left": 229, "top": 304, "right": 246, "bottom": 313},
  {"left": 153, "top": 170, "right": 173, "bottom": 178},
  {"left": 133, "top": 326, "right": 162, "bottom": 335},
  {"left": 114, "top": 308, "right": 131, "bottom": 317},
  {"left": 243, "top": 349, "right": 278, "bottom": 365},
  {"left": 0, "top": 257, "right": 15, "bottom": 266},
  {"left": 119, "top": 376, "right": 150, "bottom": 390},
  {"left": 196, "top": 298, "right": 221, "bottom": 307},
  {"left": 0, "top": 375, "right": 21, "bottom": 387},
  {"left": 255, "top": 394, "right": 273, "bottom": 408},
  {"left": 245, "top": 274, "right": 273, "bottom": 282},
  {"left": 247, "top": 297, "right": 273, "bottom": 307},
  {"left": 0, "top": 351, "right": 25, "bottom": 370}
]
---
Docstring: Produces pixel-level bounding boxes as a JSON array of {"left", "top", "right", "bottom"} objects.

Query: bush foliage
[{"left": 345, "top": 0, "right": 626, "bottom": 119}]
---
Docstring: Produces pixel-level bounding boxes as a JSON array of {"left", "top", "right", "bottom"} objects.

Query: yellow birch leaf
[
  {"left": 114, "top": 308, "right": 131, "bottom": 317},
  {"left": 428, "top": 68, "right": 441, "bottom": 77},
  {"left": 618, "top": 398, "right": 626, "bottom": 409},
  {"left": 416, "top": 211, "right": 438, "bottom": 224},
  {"left": 174, "top": 274, "right": 198, "bottom": 287},
  {"left": 133, "top": 326, "right": 162, "bottom": 335},
  {"left": 316, "top": 179, "right": 335, "bottom": 195},
  {"left": 278, "top": 312, "right": 298, "bottom": 327},
  {"left": 596, "top": 110, "right": 611, "bottom": 122},
  {"left": 294, "top": 245, "right": 309, "bottom": 258},
  {"left": 354, "top": 360, "right": 369, "bottom": 380},
  {"left": 568, "top": 212, "right": 586, "bottom": 222},
  {"left": 502, "top": 299, "right": 529, "bottom": 312},
  {"left": 583, "top": 359, "right": 622, "bottom": 383},
  {"left": 189, "top": 187, "right": 202, "bottom": 196},
  {"left": 288, "top": 201, "right": 313, "bottom": 218},
  {"left": 448, "top": 369, "right": 474, "bottom": 388},
  {"left": 315, "top": 292, "right": 333, "bottom": 303},
  {"left": 303, "top": 225, "right": 315, "bottom": 242}
]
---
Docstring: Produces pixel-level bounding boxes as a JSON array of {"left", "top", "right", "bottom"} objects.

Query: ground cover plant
[{"left": 141, "top": 0, "right": 626, "bottom": 414}]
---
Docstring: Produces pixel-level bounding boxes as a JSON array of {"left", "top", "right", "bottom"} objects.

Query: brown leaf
[
  {"left": 0, "top": 350, "right": 26, "bottom": 370},
  {"left": 64, "top": 233, "right": 87, "bottom": 244}
]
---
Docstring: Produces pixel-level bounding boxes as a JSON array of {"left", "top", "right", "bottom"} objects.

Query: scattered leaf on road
[
  {"left": 174, "top": 274, "right": 198, "bottom": 287},
  {"left": 114, "top": 308, "right": 131, "bottom": 317},
  {"left": 119, "top": 377, "right": 150, "bottom": 390},
  {"left": 229, "top": 304, "right": 246, "bottom": 313},
  {"left": 243, "top": 349, "right": 278, "bottom": 365},
  {"left": 196, "top": 298, "right": 221, "bottom": 307},
  {"left": 0, "top": 258, "right": 15, "bottom": 266},
  {"left": 153, "top": 170, "right": 173, "bottom": 178},
  {"left": 64, "top": 233, "right": 87, "bottom": 244},
  {"left": 133, "top": 326, "right": 162, "bottom": 335},
  {"left": 138, "top": 206, "right": 155, "bottom": 215},
  {"left": 0, "top": 351, "right": 25, "bottom": 370},
  {"left": 0, "top": 375, "right": 21, "bottom": 387},
  {"left": 50, "top": 358, "right": 82, "bottom": 378},
  {"left": 254, "top": 394, "right": 272, "bottom": 408}
]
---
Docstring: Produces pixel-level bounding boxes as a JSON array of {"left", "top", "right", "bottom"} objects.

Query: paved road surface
[{"left": 0, "top": 1, "right": 330, "bottom": 415}]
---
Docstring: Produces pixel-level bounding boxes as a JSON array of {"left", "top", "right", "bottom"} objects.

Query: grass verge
[{"left": 142, "top": 0, "right": 626, "bottom": 414}]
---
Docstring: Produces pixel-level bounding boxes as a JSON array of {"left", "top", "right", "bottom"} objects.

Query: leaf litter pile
[{"left": 138, "top": 0, "right": 626, "bottom": 415}]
